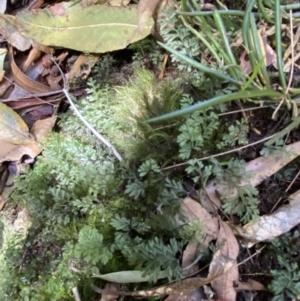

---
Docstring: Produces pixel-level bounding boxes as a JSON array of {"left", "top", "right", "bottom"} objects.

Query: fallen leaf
[
  {"left": 66, "top": 53, "right": 100, "bottom": 84},
  {"left": 0, "top": 14, "right": 32, "bottom": 51},
  {"left": 137, "top": 0, "right": 161, "bottom": 33},
  {"left": 17, "top": 2, "right": 154, "bottom": 53},
  {"left": 0, "top": 116, "right": 56, "bottom": 163},
  {"left": 164, "top": 288, "right": 206, "bottom": 301},
  {"left": 0, "top": 101, "right": 35, "bottom": 145},
  {"left": 181, "top": 197, "right": 219, "bottom": 241},
  {"left": 210, "top": 221, "right": 239, "bottom": 301},
  {"left": 107, "top": 0, "right": 130, "bottom": 5},
  {"left": 233, "top": 188, "right": 300, "bottom": 247},
  {"left": 202, "top": 141, "right": 300, "bottom": 213},
  {"left": 9, "top": 46, "right": 53, "bottom": 94},
  {"left": 93, "top": 270, "right": 166, "bottom": 283},
  {"left": 235, "top": 279, "right": 266, "bottom": 291},
  {"left": 181, "top": 242, "right": 202, "bottom": 276},
  {"left": 92, "top": 253, "right": 234, "bottom": 297},
  {"left": 100, "top": 283, "right": 120, "bottom": 301},
  {"left": 180, "top": 198, "right": 219, "bottom": 275}
]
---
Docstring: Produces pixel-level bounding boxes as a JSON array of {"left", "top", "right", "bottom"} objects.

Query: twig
[
  {"left": 63, "top": 89, "right": 123, "bottom": 161},
  {"left": 72, "top": 287, "right": 82, "bottom": 301},
  {"left": 271, "top": 168, "right": 300, "bottom": 213},
  {"left": 51, "top": 56, "right": 123, "bottom": 162},
  {"left": 162, "top": 134, "right": 275, "bottom": 171}
]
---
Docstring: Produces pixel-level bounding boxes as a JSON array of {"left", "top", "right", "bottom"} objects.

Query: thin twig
[
  {"left": 271, "top": 168, "right": 300, "bottom": 213},
  {"left": 72, "top": 287, "right": 82, "bottom": 301},
  {"left": 51, "top": 56, "right": 123, "bottom": 162},
  {"left": 63, "top": 89, "right": 123, "bottom": 161},
  {"left": 162, "top": 134, "right": 275, "bottom": 171}
]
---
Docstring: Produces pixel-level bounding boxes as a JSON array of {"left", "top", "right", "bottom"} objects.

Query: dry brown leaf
[
  {"left": 202, "top": 141, "right": 300, "bottom": 213},
  {"left": 92, "top": 251, "right": 234, "bottom": 297},
  {"left": 210, "top": 221, "right": 239, "bottom": 301},
  {"left": 9, "top": 46, "right": 53, "bottom": 94},
  {"left": 31, "top": 116, "right": 57, "bottom": 141},
  {"left": 163, "top": 288, "right": 206, "bottom": 301},
  {"left": 233, "top": 188, "right": 300, "bottom": 247},
  {"left": 65, "top": 53, "right": 100, "bottom": 84},
  {"left": 137, "top": 0, "right": 162, "bottom": 33},
  {"left": 100, "top": 283, "right": 120, "bottom": 301},
  {"left": 0, "top": 116, "right": 56, "bottom": 163},
  {"left": 22, "top": 47, "right": 42, "bottom": 72},
  {"left": 181, "top": 197, "right": 219, "bottom": 240},
  {"left": 235, "top": 279, "right": 266, "bottom": 291},
  {"left": 180, "top": 198, "right": 219, "bottom": 275},
  {"left": 181, "top": 242, "right": 201, "bottom": 276}
]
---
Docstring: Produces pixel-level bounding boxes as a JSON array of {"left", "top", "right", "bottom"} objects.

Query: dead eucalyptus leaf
[
  {"left": 181, "top": 197, "right": 219, "bottom": 241},
  {"left": 137, "top": 0, "right": 161, "bottom": 33},
  {"left": 210, "top": 221, "right": 239, "bottom": 301},
  {"left": 233, "top": 188, "right": 300, "bottom": 247},
  {"left": 235, "top": 279, "right": 266, "bottom": 291},
  {"left": 9, "top": 47, "right": 53, "bottom": 94},
  {"left": 202, "top": 141, "right": 300, "bottom": 213},
  {"left": 100, "top": 283, "right": 120, "bottom": 301},
  {"left": 66, "top": 54, "right": 100, "bottom": 84}
]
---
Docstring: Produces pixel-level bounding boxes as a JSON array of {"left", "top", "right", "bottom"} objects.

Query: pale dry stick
[
  {"left": 272, "top": 10, "right": 295, "bottom": 119},
  {"left": 271, "top": 168, "right": 300, "bottom": 213},
  {"left": 51, "top": 56, "right": 123, "bottom": 162},
  {"left": 162, "top": 134, "right": 276, "bottom": 171},
  {"left": 72, "top": 287, "right": 82, "bottom": 301}
]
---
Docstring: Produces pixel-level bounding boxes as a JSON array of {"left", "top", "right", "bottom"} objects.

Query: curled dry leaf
[
  {"left": 209, "top": 221, "right": 239, "bottom": 301},
  {"left": 233, "top": 188, "right": 300, "bottom": 247},
  {"left": 9, "top": 46, "right": 54, "bottom": 94},
  {"left": 202, "top": 141, "right": 300, "bottom": 213}
]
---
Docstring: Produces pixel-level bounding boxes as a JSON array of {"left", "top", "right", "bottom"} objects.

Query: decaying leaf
[
  {"left": 100, "top": 283, "right": 120, "bottom": 301},
  {"left": 137, "top": 0, "right": 161, "bottom": 33},
  {"left": 235, "top": 279, "right": 266, "bottom": 291},
  {"left": 210, "top": 221, "right": 239, "bottom": 301},
  {"left": 180, "top": 197, "right": 219, "bottom": 275},
  {"left": 0, "top": 14, "right": 32, "bottom": 51},
  {"left": 0, "top": 116, "right": 56, "bottom": 163},
  {"left": 181, "top": 197, "right": 219, "bottom": 241},
  {"left": 9, "top": 47, "right": 53, "bottom": 94},
  {"left": 0, "top": 101, "right": 35, "bottom": 145},
  {"left": 0, "top": 48, "right": 7, "bottom": 82},
  {"left": 202, "top": 141, "right": 300, "bottom": 213},
  {"left": 16, "top": 2, "right": 154, "bottom": 53},
  {"left": 92, "top": 251, "right": 234, "bottom": 297},
  {"left": 66, "top": 54, "right": 100, "bottom": 84},
  {"left": 233, "top": 188, "right": 300, "bottom": 247}
]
